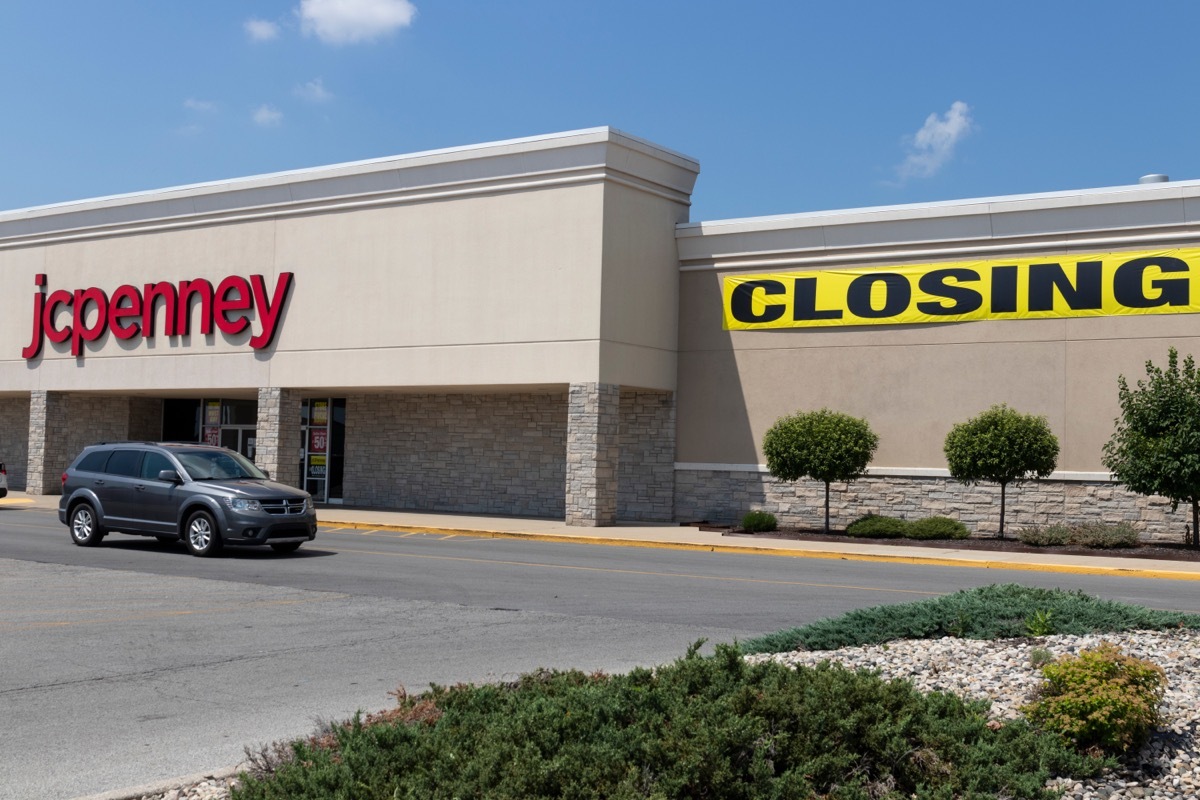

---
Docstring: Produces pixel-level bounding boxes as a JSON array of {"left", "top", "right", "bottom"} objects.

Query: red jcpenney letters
[{"left": 21, "top": 273, "right": 294, "bottom": 359}]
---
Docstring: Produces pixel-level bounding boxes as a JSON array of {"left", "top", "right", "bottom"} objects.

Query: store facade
[{"left": 4, "top": 127, "right": 1200, "bottom": 536}]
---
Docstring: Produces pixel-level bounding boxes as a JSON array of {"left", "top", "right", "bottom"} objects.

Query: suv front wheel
[
  {"left": 69, "top": 503, "right": 105, "bottom": 547},
  {"left": 184, "top": 509, "right": 223, "bottom": 557}
]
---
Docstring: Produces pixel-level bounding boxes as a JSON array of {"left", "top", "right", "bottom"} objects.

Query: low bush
[
  {"left": 1023, "top": 641, "right": 1166, "bottom": 754},
  {"left": 1069, "top": 522, "right": 1140, "bottom": 549},
  {"left": 905, "top": 516, "right": 970, "bottom": 540},
  {"left": 740, "top": 510, "right": 777, "bottom": 532},
  {"left": 845, "top": 513, "right": 908, "bottom": 538},
  {"left": 739, "top": 584, "right": 1200, "bottom": 654},
  {"left": 233, "top": 644, "right": 1107, "bottom": 800},
  {"left": 1017, "top": 524, "right": 1071, "bottom": 547}
]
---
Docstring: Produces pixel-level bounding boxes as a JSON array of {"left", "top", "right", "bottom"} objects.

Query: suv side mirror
[
  {"left": 261, "top": 469, "right": 270, "bottom": 479},
  {"left": 157, "top": 469, "right": 182, "bottom": 483}
]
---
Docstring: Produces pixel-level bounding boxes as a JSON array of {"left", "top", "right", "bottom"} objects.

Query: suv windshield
[{"left": 173, "top": 449, "right": 267, "bottom": 481}]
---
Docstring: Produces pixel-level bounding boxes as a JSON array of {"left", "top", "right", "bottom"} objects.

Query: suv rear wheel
[
  {"left": 184, "top": 509, "right": 223, "bottom": 557},
  {"left": 69, "top": 503, "right": 105, "bottom": 547}
]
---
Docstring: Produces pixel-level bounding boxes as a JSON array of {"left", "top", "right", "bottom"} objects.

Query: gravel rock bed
[
  {"left": 748, "top": 630, "right": 1200, "bottom": 800},
  {"left": 136, "top": 630, "right": 1200, "bottom": 800}
]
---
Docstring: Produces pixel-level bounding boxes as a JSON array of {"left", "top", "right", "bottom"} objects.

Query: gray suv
[{"left": 59, "top": 442, "right": 317, "bottom": 556}]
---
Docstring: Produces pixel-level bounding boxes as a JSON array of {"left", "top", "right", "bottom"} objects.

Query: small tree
[
  {"left": 762, "top": 409, "right": 878, "bottom": 534},
  {"left": 943, "top": 405, "right": 1059, "bottom": 539},
  {"left": 1103, "top": 347, "right": 1200, "bottom": 548}
]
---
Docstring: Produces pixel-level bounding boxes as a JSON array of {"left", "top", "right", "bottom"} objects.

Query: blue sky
[{"left": 2, "top": 1, "right": 1198, "bottom": 222}]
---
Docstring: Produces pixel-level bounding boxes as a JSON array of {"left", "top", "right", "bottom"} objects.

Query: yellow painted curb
[
  {"left": 319, "top": 519, "right": 1200, "bottom": 582},
  {"left": 0, "top": 497, "right": 34, "bottom": 507}
]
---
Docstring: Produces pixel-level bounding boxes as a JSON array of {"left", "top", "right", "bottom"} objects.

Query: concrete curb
[
  {"left": 70, "top": 765, "right": 241, "bottom": 800},
  {"left": 322, "top": 519, "right": 1200, "bottom": 582},
  {"left": 0, "top": 497, "right": 34, "bottom": 507}
]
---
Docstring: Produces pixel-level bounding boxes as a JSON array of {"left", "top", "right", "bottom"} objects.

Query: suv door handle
[
  {"left": 134, "top": 484, "right": 147, "bottom": 492},
  {"left": 93, "top": 479, "right": 105, "bottom": 486}
]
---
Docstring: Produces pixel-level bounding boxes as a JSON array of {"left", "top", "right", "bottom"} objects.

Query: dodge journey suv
[{"left": 59, "top": 442, "right": 317, "bottom": 556}]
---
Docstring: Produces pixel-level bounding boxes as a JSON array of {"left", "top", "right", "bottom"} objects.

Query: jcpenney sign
[{"left": 22, "top": 272, "right": 294, "bottom": 359}]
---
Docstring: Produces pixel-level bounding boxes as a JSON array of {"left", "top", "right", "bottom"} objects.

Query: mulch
[{"left": 714, "top": 527, "right": 1200, "bottom": 562}]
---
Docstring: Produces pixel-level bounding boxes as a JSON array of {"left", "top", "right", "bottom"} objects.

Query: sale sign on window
[
  {"left": 203, "top": 427, "right": 220, "bottom": 446},
  {"left": 309, "top": 427, "right": 328, "bottom": 454}
]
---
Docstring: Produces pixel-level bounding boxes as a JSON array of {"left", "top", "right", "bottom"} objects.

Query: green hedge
[
  {"left": 1017, "top": 522, "right": 1140, "bottom": 549},
  {"left": 845, "top": 513, "right": 908, "bottom": 538},
  {"left": 740, "top": 584, "right": 1200, "bottom": 654},
  {"left": 905, "top": 516, "right": 970, "bottom": 540},
  {"left": 234, "top": 644, "right": 1106, "bottom": 800},
  {"left": 740, "top": 510, "right": 777, "bottom": 532}
]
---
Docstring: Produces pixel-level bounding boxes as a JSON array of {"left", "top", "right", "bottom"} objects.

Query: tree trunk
[
  {"left": 1192, "top": 498, "right": 1198, "bottom": 549},
  {"left": 999, "top": 482, "right": 1007, "bottom": 540},
  {"left": 824, "top": 482, "right": 831, "bottom": 534}
]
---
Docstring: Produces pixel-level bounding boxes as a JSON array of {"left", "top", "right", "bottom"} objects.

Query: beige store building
[{"left": 3, "top": 127, "right": 1200, "bottom": 536}]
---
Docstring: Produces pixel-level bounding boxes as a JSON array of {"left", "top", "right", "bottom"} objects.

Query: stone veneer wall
[
  {"left": 27, "top": 391, "right": 69, "bottom": 495},
  {"left": 674, "top": 468, "right": 1190, "bottom": 542},
  {"left": 63, "top": 395, "right": 139, "bottom": 467},
  {"left": 343, "top": 392, "right": 568, "bottom": 517},
  {"left": 255, "top": 388, "right": 302, "bottom": 488},
  {"left": 25, "top": 393, "right": 165, "bottom": 494},
  {"left": 128, "top": 397, "right": 164, "bottom": 441},
  {"left": 617, "top": 390, "right": 675, "bottom": 522},
  {"left": 565, "top": 383, "right": 620, "bottom": 526},
  {"left": 0, "top": 397, "right": 31, "bottom": 491}
]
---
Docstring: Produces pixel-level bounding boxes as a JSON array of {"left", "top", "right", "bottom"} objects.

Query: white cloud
[
  {"left": 245, "top": 18, "right": 281, "bottom": 41},
  {"left": 896, "top": 101, "right": 975, "bottom": 181},
  {"left": 183, "top": 98, "right": 216, "bottom": 112},
  {"left": 298, "top": 0, "right": 417, "bottom": 44},
  {"left": 295, "top": 78, "right": 334, "bottom": 103},
  {"left": 253, "top": 105, "right": 283, "bottom": 127}
]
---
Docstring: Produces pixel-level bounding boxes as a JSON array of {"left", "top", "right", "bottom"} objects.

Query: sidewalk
[{"left": 8, "top": 491, "right": 1200, "bottom": 580}]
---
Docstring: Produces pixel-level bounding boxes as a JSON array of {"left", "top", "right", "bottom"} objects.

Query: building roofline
[
  {"left": 678, "top": 177, "right": 1200, "bottom": 236},
  {"left": 1, "top": 127, "right": 698, "bottom": 221}
]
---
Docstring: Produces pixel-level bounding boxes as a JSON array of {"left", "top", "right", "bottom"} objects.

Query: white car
[{"left": 0, "top": 462, "right": 7, "bottom": 498}]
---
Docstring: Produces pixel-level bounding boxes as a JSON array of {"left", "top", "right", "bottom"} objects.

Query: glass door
[
  {"left": 300, "top": 398, "right": 345, "bottom": 504},
  {"left": 220, "top": 426, "right": 257, "bottom": 461}
]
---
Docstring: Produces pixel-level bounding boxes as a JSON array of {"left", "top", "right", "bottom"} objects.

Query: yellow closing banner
[{"left": 722, "top": 248, "right": 1200, "bottom": 330}]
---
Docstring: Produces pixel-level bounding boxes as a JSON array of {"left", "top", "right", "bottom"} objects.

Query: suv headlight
[{"left": 226, "top": 498, "right": 262, "bottom": 512}]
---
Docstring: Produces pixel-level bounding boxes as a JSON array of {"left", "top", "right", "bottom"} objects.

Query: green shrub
[
  {"left": 1025, "top": 609, "right": 1055, "bottom": 637},
  {"left": 740, "top": 584, "right": 1200, "bottom": 654},
  {"left": 1029, "top": 647, "right": 1055, "bottom": 669},
  {"left": 1022, "top": 641, "right": 1166, "bottom": 754},
  {"left": 1069, "top": 522, "right": 1140, "bottom": 549},
  {"left": 1017, "top": 524, "right": 1071, "bottom": 547},
  {"left": 763, "top": 408, "right": 879, "bottom": 534},
  {"left": 740, "top": 510, "right": 777, "bottom": 532},
  {"left": 844, "top": 513, "right": 909, "bottom": 538},
  {"left": 234, "top": 644, "right": 1107, "bottom": 800},
  {"left": 905, "top": 516, "right": 970, "bottom": 540}
]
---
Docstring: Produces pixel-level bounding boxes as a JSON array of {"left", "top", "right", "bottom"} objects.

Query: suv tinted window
[
  {"left": 77, "top": 451, "right": 110, "bottom": 473},
  {"left": 141, "top": 451, "right": 173, "bottom": 480},
  {"left": 174, "top": 449, "right": 266, "bottom": 480},
  {"left": 104, "top": 450, "right": 143, "bottom": 477}
]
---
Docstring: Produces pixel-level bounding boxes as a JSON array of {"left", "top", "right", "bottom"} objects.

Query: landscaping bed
[{"left": 719, "top": 525, "right": 1200, "bottom": 561}]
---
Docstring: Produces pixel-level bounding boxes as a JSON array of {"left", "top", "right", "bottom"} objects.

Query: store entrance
[
  {"left": 300, "top": 398, "right": 345, "bottom": 504},
  {"left": 220, "top": 426, "right": 257, "bottom": 461},
  {"left": 162, "top": 398, "right": 258, "bottom": 461}
]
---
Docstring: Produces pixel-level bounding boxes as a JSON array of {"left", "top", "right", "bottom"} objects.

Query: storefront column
[
  {"left": 256, "top": 387, "right": 302, "bottom": 488},
  {"left": 565, "top": 382, "right": 620, "bottom": 526},
  {"left": 26, "top": 390, "right": 69, "bottom": 495}
]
